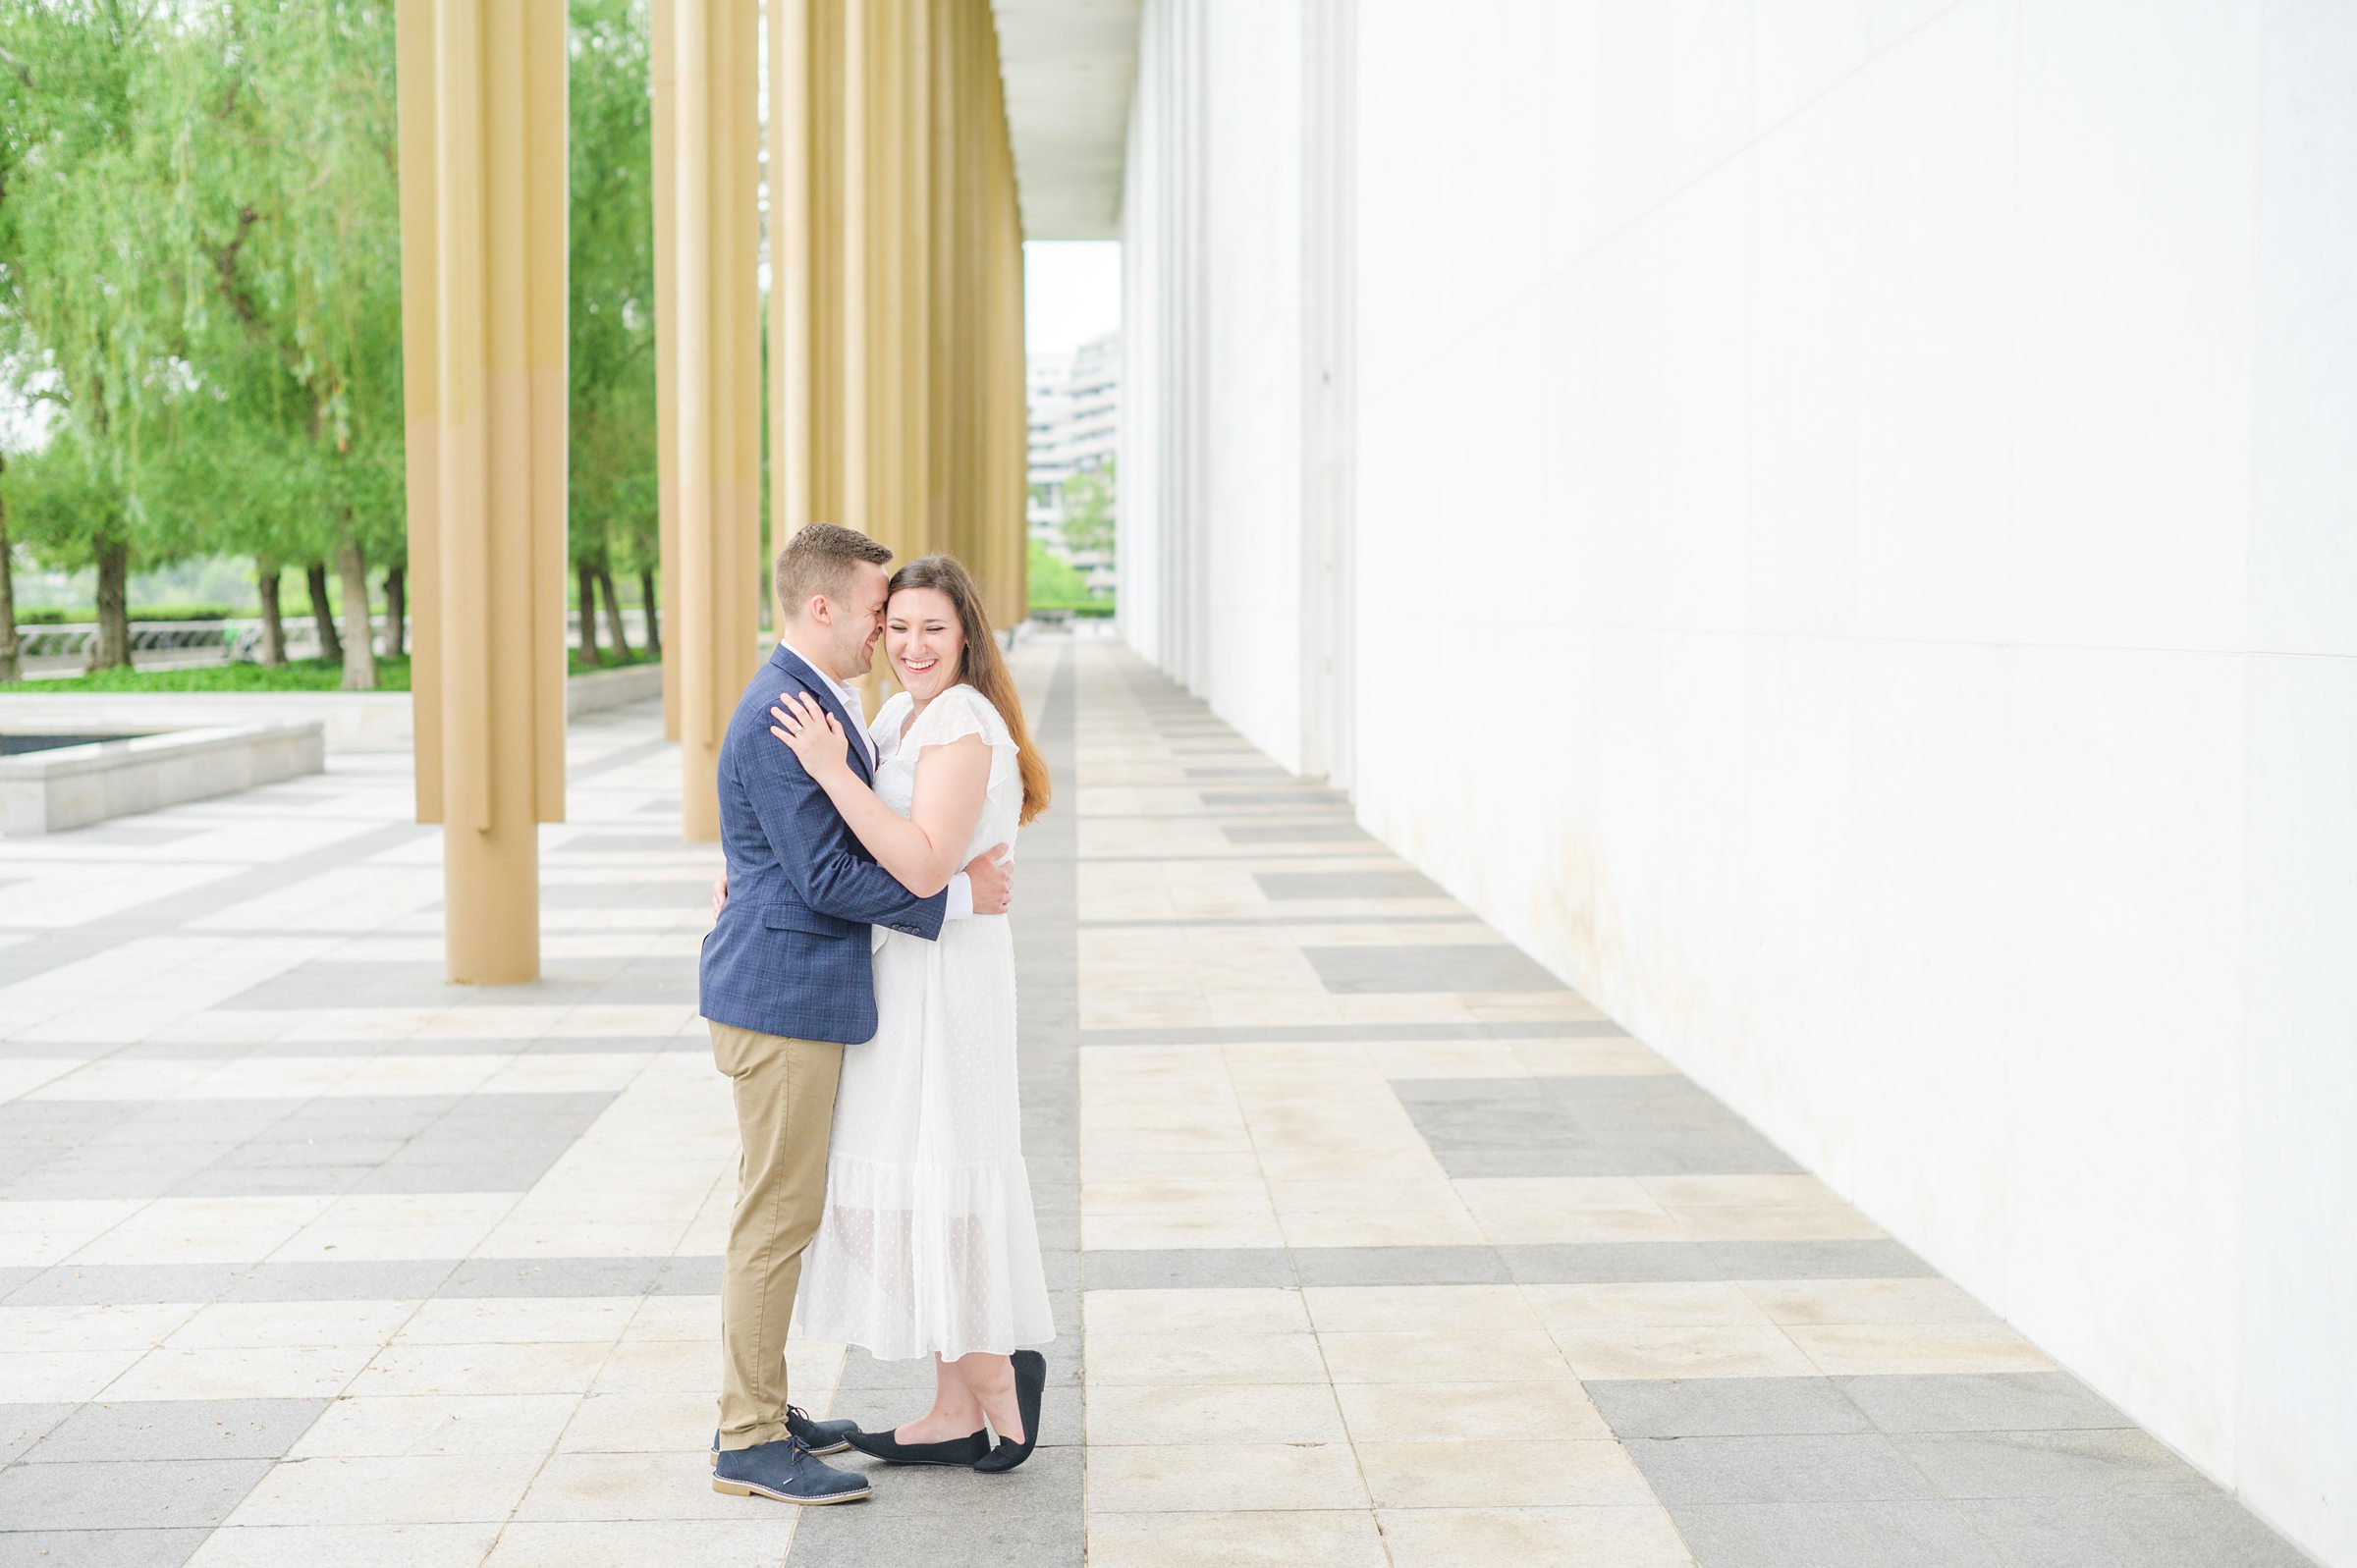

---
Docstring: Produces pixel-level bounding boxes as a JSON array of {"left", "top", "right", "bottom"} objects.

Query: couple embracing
[{"left": 697, "top": 522, "right": 1055, "bottom": 1506}]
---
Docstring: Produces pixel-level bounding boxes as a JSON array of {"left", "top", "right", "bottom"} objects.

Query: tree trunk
[
  {"left": 88, "top": 536, "right": 134, "bottom": 672},
  {"left": 576, "top": 562, "right": 602, "bottom": 665},
  {"left": 383, "top": 566, "right": 407, "bottom": 657},
  {"left": 255, "top": 559, "right": 287, "bottom": 667},
  {"left": 598, "top": 567, "right": 631, "bottom": 659},
  {"left": 306, "top": 562, "right": 343, "bottom": 663},
  {"left": 334, "top": 527, "right": 377, "bottom": 691},
  {"left": 638, "top": 567, "right": 660, "bottom": 654},
  {"left": 0, "top": 464, "right": 20, "bottom": 683}
]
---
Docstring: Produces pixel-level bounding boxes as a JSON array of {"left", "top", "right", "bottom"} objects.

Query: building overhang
[{"left": 989, "top": 0, "right": 1140, "bottom": 241}]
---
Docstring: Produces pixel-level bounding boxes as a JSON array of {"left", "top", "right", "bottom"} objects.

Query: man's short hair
[{"left": 776, "top": 523, "right": 894, "bottom": 622}]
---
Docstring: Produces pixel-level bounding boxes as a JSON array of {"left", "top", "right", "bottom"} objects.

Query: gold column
[
  {"left": 395, "top": 0, "right": 568, "bottom": 986},
  {"left": 766, "top": 0, "right": 1028, "bottom": 675},
  {"left": 653, "top": 0, "right": 761, "bottom": 841}
]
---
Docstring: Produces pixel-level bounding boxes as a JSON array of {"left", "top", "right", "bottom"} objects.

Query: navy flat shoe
[
  {"left": 972, "top": 1349, "right": 1045, "bottom": 1473},
  {"left": 846, "top": 1425, "right": 992, "bottom": 1466}
]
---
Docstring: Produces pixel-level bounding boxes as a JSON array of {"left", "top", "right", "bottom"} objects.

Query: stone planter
[{"left": 0, "top": 720, "right": 326, "bottom": 835}]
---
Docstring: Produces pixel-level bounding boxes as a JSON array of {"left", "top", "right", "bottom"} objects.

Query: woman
[{"left": 763, "top": 553, "right": 1055, "bottom": 1474}]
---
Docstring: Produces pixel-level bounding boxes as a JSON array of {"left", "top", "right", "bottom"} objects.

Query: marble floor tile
[
  {"left": 285, "top": 1392, "right": 578, "bottom": 1458},
  {"left": 1084, "top": 1381, "right": 1347, "bottom": 1445},
  {"left": 1784, "top": 1323, "right": 2056, "bottom": 1378},
  {"left": 1085, "top": 1441, "right": 1370, "bottom": 1513},
  {"left": 1334, "top": 1379, "right": 1611, "bottom": 1443},
  {"left": 1373, "top": 1504, "right": 1695, "bottom": 1568},
  {"left": 1085, "top": 1510, "right": 1387, "bottom": 1568},
  {"left": 1357, "top": 1435, "right": 1656, "bottom": 1509},
  {"left": 183, "top": 1523, "right": 503, "bottom": 1568},
  {"left": 479, "top": 1520, "right": 800, "bottom": 1568},
  {"left": 223, "top": 1452, "right": 543, "bottom": 1526}
]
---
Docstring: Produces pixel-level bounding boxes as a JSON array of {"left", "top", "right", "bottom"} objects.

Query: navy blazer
[{"left": 698, "top": 644, "right": 946, "bottom": 1044}]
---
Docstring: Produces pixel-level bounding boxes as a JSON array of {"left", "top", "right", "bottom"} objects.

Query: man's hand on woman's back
[{"left": 965, "top": 845, "right": 1014, "bottom": 915}]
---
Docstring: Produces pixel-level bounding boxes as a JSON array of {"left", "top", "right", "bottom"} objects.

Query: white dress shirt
[{"left": 776, "top": 640, "right": 973, "bottom": 920}]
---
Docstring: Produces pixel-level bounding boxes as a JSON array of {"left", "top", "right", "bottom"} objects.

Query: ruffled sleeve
[{"left": 907, "top": 684, "right": 1018, "bottom": 789}]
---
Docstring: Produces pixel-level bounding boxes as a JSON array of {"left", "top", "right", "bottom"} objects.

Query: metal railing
[{"left": 13, "top": 607, "right": 654, "bottom": 671}]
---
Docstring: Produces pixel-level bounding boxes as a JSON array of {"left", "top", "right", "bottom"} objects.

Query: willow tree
[
  {"left": 0, "top": 0, "right": 196, "bottom": 671},
  {"left": 568, "top": 0, "right": 658, "bottom": 665},
  {"left": 159, "top": 0, "right": 404, "bottom": 690}
]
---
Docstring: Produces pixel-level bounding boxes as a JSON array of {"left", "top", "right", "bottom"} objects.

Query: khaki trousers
[{"left": 710, "top": 1019, "right": 844, "bottom": 1451}]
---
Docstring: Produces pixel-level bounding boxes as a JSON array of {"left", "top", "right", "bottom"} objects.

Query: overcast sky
[{"left": 1024, "top": 241, "right": 1121, "bottom": 358}]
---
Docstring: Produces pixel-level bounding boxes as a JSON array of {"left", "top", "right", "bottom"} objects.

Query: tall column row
[
  {"left": 655, "top": 0, "right": 1029, "bottom": 841},
  {"left": 770, "top": 0, "right": 1029, "bottom": 655}
]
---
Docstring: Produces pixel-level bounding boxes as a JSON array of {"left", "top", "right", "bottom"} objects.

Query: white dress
[{"left": 792, "top": 683, "right": 1056, "bottom": 1360}]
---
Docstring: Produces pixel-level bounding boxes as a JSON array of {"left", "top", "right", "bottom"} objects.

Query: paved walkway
[{"left": 0, "top": 633, "right": 2315, "bottom": 1567}]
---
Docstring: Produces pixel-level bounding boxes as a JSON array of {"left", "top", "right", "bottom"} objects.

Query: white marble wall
[{"left": 1118, "top": 1, "right": 2357, "bottom": 1562}]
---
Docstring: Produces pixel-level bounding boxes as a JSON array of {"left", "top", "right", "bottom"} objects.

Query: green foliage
[
  {"left": 3, "top": 644, "right": 654, "bottom": 692},
  {"left": 1062, "top": 458, "right": 1115, "bottom": 561},
  {"left": 0, "top": 0, "right": 665, "bottom": 667},
  {"left": 0, "top": 0, "right": 205, "bottom": 574},
  {"left": 19, "top": 602, "right": 236, "bottom": 624},
  {"left": 568, "top": 0, "right": 657, "bottom": 581},
  {"left": 1025, "top": 536, "right": 1113, "bottom": 617},
  {"left": 162, "top": 0, "right": 410, "bottom": 574}
]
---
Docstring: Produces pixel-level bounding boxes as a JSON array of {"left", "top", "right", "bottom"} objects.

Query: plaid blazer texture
[{"left": 697, "top": 644, "right": 947, "bottom": 1045}]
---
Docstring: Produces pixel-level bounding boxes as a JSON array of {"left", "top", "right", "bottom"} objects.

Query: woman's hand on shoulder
[{"left": 769, "top": 690, "right": 852, "bottom": 778}]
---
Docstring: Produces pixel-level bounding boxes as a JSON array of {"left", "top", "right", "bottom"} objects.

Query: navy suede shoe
[
  {"left": 710, "top": 1435, "right": 871, "bottom": 1505},
  {"left": 708, "top": 1406, "right": 856, "bottom": 1465}
]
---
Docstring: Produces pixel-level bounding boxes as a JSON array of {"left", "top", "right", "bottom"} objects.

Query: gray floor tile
[
  {"left": 784, "top": 1486, "right": 1081, "bottom": 1568},
  {"left": 652, "top": 1255, "right": 725, "bottom": 1295},
  {"left": 0, "top": 1457, "right": 273, "bottom": 1530},
  {"left": 1959, "top": 1493, "right": 2317, "bottom": 1568},
  {"left": 7, "top": 1265, "right": 246, "bottom": 1307},
  {"left": 1894, "top": 1428, "right": 2217, "bottom": 1499},
  {"left": 1839, "top": 1372, "right": 2128, "bottom": 1433},
  {"left": 1588, "top": 1377, "right": 1872, "bottom": 1438},
  {"left": 0, "top": 1529, "right": 212, "bottom": 1568},
  {"left": 1219, "top": 823, "right": 1368, "bottom": 843},
  {"left": 436, "top": 1256, "right": 665, "bottom": 1298},
  {"left": 1434, "top": 1147, "right": 1636, "bottom": 1176},
  {"left": 1670, "top": 1499, "right": 2004, "bottom": 1568},
  {"left": 169, "top": 1164, "right": 375, "bottom": 1199},
  {"left": 1699, "top": 1240, "right": 1936, "bottom": 1279},
  {"left": 1401, "top": 1095, "right": 1600, "bottom": 1150},
  {"left": 1287, "top": 1245, "right": 1509, "bottom": 1286},
  {"left": 27, "top": 1399, "right": 329, "bottom": 1464},
  {"left": 219, "top": 1260, "right": 457, "bottom": 1302},
  {"left": 1501, "top": 1242, "right": 1723, "bottom": 1283},
  {"left": 1630, "top": 1432, "right": 1936, "bottom": 1504},
  {"left": 1305, "top": 943, "right": 1565, "bottom": 994},
  {"left": 0, "top": 1404, "right": 76, "bottom": 1465},
  {"left": 1252, "top": 870, "right": 1441, "bottom": 900},
  {"left": 1078, "top": 1248, "right": 1296, "bottom": 1290}
]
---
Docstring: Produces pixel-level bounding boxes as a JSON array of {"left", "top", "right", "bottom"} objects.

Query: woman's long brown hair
[{"left": 888, "top": 554, "right": 1052, "bottom": 826}]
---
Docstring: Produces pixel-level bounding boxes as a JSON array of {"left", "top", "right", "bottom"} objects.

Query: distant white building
[{"left": 1025, "top": 330, "right": 1118, "bottom": 593}]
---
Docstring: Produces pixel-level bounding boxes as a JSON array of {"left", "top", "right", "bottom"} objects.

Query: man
[{"left": 700, "top": 522, "right": 1013, "bottom": 1505}]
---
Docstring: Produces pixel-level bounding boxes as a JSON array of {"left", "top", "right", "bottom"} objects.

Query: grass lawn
[{"left": 2, "top": 647, "right": 656, "bottom": 695}]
